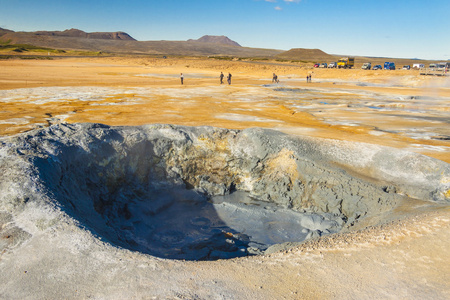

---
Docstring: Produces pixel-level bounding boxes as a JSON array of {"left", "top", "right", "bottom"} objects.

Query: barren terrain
[
  {"left": 0, "top": 56, "right": 449, "bottom": 299},
  {"left": 1, "top": 56, "right": 449, "bottom": 162}
]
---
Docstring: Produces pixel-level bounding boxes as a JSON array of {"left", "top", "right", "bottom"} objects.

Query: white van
[{"left": 437, "top": 62, "right": 450, "bottom": 71}]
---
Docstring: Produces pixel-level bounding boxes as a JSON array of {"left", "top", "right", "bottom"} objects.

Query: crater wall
[{"left": 1, "top": 123, "right": 449, "bottom": 259}]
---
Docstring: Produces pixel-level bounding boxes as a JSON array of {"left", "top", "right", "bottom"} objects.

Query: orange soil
[{"left": 0, "top": 56, "right": 449, "bottom": 162}]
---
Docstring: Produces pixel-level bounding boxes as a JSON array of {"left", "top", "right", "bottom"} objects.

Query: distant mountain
[
  {"left": 0, "top": 28, "right": 281, "bottom": 57},
  {"left": 0, "top": 28, "right": 435, "bottom": 62},
  {"left": 188, "top": 35, "right": 241, "bottom": 47},
  {"left": 30, "top": 28, "right": 136, "bottom": 41}
]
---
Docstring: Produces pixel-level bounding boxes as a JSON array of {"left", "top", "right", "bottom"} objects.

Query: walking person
[
  {"left": 272, "top": 73, "right": 279, "bottom": 83},
  {"left": 227, "top": 72, "right": 232, "bottom": 85},
  {"left": 220, "top": 72, "right": 224, "bottom": 84},
  {"left": 180, "top": 73, "right": 184, "bottom": 85}
]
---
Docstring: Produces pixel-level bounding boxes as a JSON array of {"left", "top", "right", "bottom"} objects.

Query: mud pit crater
[{"left": 1, "top": 123, "right": 448, "bottom": 260}]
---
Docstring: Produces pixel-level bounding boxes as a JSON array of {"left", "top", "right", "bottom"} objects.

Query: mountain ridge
[{"left": 17, "top": 28, "right": 136, "bottom": 41}]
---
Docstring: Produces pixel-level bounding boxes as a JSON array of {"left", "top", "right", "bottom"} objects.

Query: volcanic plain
[
  {"left": 0, "top": 56, "right": 449, "bottom": 299},
  {"left": 0, "top": 56, "right": 449, "bottom": 162}
]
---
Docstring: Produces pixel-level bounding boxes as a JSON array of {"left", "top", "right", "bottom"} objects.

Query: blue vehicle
[
  {"left": 384, "top": 62, "right": 395, "bottom": 70},
  {"left": 373, "top": 65, "right": 382, "bottom": 70}
]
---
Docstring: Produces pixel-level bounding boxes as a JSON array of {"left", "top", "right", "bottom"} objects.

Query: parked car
[
  {"left": 314, "top": 63, "right": 320, "bottom": 68},
  {"left": 413, "top": 63, "right": 425, "bottom": 69},
  {"left": 372, "top": 65, "right": 382, "bottom": 70},
  {"left": 402, "top": 65, "right": 410, "bottom": 70},
  {"left": 328, "top": 62, "right": 337, "bottom": 68},
  {"left": 384, "top": 62, "right": 395, "bottom": 70},
  {"left": 362, "top": 62, "right": 372, "bottom": 70},
  {"left": 319, "top": 63, "right": 327, "bottom": 68}
]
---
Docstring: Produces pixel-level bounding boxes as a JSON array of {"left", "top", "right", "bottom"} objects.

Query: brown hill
[
  {"left": 276, "top": 48, "right": 336, "bottom": 62},
  {"left": 0, "top": 27, "right": 14, "bottom": 36},
  {"left": 188, "top": 35, "right": 241, "bottom": 47}
]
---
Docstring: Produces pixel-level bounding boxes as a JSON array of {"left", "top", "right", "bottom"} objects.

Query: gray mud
[{"left": 0, "top": 123, "right": 449, "bottom": 260}]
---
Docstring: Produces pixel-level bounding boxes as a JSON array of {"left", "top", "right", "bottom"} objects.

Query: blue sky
[{"left": 1, "top": 0, "right": 449, "bottom": 60}]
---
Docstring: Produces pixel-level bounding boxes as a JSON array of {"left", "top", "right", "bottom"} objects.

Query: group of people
[
  {"left": 181, "top": 72, "right": 232, "bottom": 85},
  {"left": 180, "top": 72, "right": 312, "bottom": 85},
  {"left": 219, "top": 72, "right": 232, "bottom": 85}
]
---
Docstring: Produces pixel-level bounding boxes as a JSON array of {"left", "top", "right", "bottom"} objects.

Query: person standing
[
  {"left": 227, "top": 72, "right": 232, "bottom": 85},
  {"left": 180, "top": 73, "right": 184, "bottom": 85},
  {"left": 220, "top": 72, "right": 224, "bottom": 84}
]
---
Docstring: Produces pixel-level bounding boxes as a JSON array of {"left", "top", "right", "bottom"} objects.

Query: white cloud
[
  {"left": 265, "top": 0, "right": 277, "bottom": 2},
  {"left": 284, "top": 0, "right": 301, "bottom": 2},
  {"left": 275, "top": 6, "right": 282, "bottom": 10}
]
